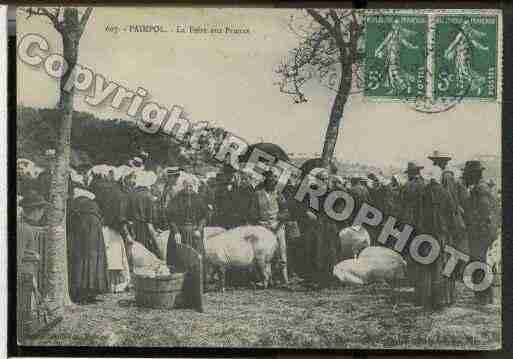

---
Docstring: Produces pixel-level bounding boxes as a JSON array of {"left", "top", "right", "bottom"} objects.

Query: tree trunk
[
  {"left": 320, "top": 58, "right": 352, "bottom": 168},
  {"left": 44, "top": 31, "right": 79, "bottom": 314}
]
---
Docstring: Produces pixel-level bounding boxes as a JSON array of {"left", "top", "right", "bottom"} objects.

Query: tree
[
  {"left": 276, "top": 9, "right": 364, "bottom": 168},
  {"left": 22, "top": 7, "right": 93, "bottom": 314}
]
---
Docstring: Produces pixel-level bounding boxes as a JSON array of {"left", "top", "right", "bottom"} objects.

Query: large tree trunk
[
  {"left": 320, "top": 58, "right": 352, "bottom": 168},
  {"left": 45, "top": 28, "right": 79, "bottom": 314}
]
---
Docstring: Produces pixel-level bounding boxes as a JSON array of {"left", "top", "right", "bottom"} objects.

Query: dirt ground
[{"left": 25, "top": 282, "right": 501, "bottom": 349}]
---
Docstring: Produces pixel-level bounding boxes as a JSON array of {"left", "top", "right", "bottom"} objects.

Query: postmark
[
  {"left": 433, "top": 15, "right": 498, "bottom": 101},
  {"left": 364, "top": 14, "right": 428, "bottom": 100}
]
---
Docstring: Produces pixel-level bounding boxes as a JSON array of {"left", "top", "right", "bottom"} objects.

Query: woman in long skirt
[
  {"left": 70, "top": 189, "right": 110, "bottom": 303},
  {"left": 91, "top": 176, "right": 132, "bottom": 293}
]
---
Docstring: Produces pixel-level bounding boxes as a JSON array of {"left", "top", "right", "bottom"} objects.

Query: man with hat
[
  {"left": 213, "top": 164, "right": 252, "bottom": 229},
  {"left": 248, "top": 169, "right": 290, "bottom": 286},
  {"left": 399, "top": 161, "right": 426, "bottom": 287},
  {"left": 159, "top": 166, "right": 182, "bottom": 228},
  {"left": 348, "top": 174, "right": 371, "bottom": 225},
  {"left": 295, "top": 167, "right": 338, "bottom": 289},
  {"left": 463, "top": 160, "right": 495, "bottom": 304},
  {"left": 17, "top": 192, "right": 51, "bottom": 338},
  {"left": 18, "top": 192, "right": 47, "bottom": 275},
  {"left": 417, "top": 161, "right": 458, "bottom": 309},
  {"left": 441, "top": 168, "right": 470, "bottom": 282},
  {"left": 210, "top": 165, "right": 255, "bottom": 286},
  {"left": 400, "top": 162, "right": 425, "bottom": 228},
  {"left": 428, "top": 150, "right": 452, "bottom": 170}
]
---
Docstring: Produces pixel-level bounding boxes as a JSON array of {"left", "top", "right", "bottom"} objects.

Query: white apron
[{"left": 102, "top": 226, "right": 131, "bottom": 292}]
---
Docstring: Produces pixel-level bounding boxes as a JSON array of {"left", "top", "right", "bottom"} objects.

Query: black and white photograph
[{"left": 14, "top": 6, "right": 503, "bottom": 350}]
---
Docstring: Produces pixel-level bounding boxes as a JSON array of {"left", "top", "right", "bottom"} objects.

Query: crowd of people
[{"left": 16, "top": 149, "right": 500, "bottom": 312}]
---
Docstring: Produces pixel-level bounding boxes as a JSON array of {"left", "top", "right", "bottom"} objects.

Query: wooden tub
[{"left": 133, "top": 272, "right": 186, "bottom": 309}]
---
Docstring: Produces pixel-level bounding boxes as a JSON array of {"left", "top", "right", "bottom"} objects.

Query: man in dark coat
[
  {"left": 400, "top": 162, "right": 426, "bottom": 230},
  {"left": 442, "top": 169, "right": 470, "bottom": 280},
  {"left": 69, "top": 188, "right": 110, "bottom": 303},
  {"left": 158, "top": 167, "right": 182, "bottom": 230},
  {"left": 418, "top": 166, "right": 458, "bottom": 309},
  {"left": 213, "top": 167, "right": 253, "bottom": 229},
  {"left": 212, "top": 168, "right": 240, "bottom": 228},
  {"left": 463, "top": 160, "right": 495, "bottom": 304},
  {"left": 17, "top": 193, "right": 49, "bottom": 339},
  {"left": 212, "top": 169, "right": 255, "bottom": 286},
  {"left": 348, "top": 175, "right": 371, "bottom": 227},
  {"left": 296, "top": 168, "right": 338, "bottom": 289},
  {"left": 387, "top": 175, "right": 402, "bottom": 218},
  {"left": 399, "top": 161, "right": 426, "bottom": 286},
  {"left": 367, "top": 173, "right": 393, "bottom": 244}
]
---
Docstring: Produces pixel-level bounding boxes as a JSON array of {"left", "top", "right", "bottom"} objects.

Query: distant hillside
[
  {"left": 17, "top": 106, "right": 196, "bottom": 170},
  {"left": 17, "top": 106, "right": 501, "bottom": 186}
]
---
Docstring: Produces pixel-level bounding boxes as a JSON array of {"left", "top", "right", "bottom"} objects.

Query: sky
[{"left": 17, "top": 7, "right": 502, "bottom": 168}]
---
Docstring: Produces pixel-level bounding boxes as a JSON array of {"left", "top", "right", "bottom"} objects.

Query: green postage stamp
[
  {"left": 364, "top": 11, "right": 499, "bottom": 102},
  {"left": 364, "top": 14, "right": 428, "bottom": 99},
  {"left": 434, "top": 15, "right": 498, "bottom": 100}
]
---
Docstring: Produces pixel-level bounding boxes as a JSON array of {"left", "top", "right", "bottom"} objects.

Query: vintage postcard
[{"left": 15, "top": 7, "right": 502, "bottom": 350}]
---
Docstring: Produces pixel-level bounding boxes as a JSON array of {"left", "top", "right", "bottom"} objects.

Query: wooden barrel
[{"left": 134, "top": 272, "right": 186, "bottom": 309}]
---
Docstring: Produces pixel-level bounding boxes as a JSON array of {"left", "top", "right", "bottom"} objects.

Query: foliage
[
  {"left": 276, "top": 9, "right": 365, "bottom": 104},
  {"left": 276, "top": 9, "right": 365, "bottom": 167},
  {"left": 17, "top": 106, "right": 229, "bottom": 170}
]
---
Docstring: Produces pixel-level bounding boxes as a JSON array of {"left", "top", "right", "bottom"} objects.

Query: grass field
[{"left": 25, "top": 282, "right": 501, "bottom": 349}]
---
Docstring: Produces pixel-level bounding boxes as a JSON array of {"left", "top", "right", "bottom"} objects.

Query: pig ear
[{"left": 245, "top": 233, "right": 258, "bottom": 243}]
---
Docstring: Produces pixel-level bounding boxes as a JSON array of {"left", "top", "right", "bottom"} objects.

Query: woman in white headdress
[{"left": 166, "top": 176, "right": 209, "bottom": 265}]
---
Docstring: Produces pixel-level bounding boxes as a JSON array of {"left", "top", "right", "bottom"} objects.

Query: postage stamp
[
  {"left": 364, "top": 14, "right": 428, "bottom": 100},
  {"left": 433, "top": 15, "right": 498, "bottom": 100}
]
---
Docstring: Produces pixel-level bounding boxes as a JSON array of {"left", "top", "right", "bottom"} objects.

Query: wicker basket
[{"left": 134, "top": 272, "right": 186, "bottom": 309}]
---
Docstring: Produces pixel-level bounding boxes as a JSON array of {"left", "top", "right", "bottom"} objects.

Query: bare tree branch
[
  {"left": 306, "top": 9, "right": 338, "bottom": 39},
  {"left": 79, "top": 7, "right": 93, "bottom": 32},
  {"left": 22, "top": 7, "right": 61, "bottom": 30},
  {"left": 276, "top": 9, "right": 366, "bottom": 165}
]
